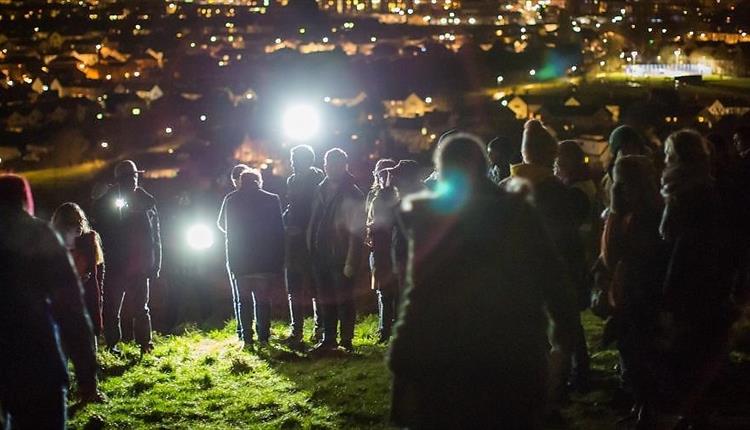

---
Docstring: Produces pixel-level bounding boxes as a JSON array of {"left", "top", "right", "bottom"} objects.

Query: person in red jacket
[{"left": 52, "top": 202, "right": 106, "bottom": 340}]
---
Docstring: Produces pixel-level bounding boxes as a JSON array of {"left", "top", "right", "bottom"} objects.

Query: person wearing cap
[
  {"left": 93, "top": 160, "right": 161, "bottom": 354},
  {"left": 218, "top": 164, "right": 252, "bottom": 341},
  {"left": 600, "top": 125, "right": 653, "bottom": 212},
  {"left": 366, "top": 159, "right": 398, "bottom": 343},
  {"left": 388, "top": 133, "right": 575, "bottom": 428},
  {"left": 282, "top": 145, "right": 326, "bottom": 350},
  {"left": 0, "top": 174, "right": 100, "bottom": 428}
]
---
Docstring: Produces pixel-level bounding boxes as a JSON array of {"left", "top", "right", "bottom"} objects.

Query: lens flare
[
  {"left": 114, "top": 198, "right": 126, "bottom": 209},
  {"left": 282, "top": 104, "right": 321, "bottom": 141},
  {"left": 186, "top": 224, "right": 215, "bottom": 250}
]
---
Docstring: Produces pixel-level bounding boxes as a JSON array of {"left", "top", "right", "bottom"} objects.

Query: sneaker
[{"left": 339, "top": 341, "right": 355, "bottom": 353}]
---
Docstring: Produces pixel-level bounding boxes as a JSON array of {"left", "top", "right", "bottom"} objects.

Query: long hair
[
  {"left": 0, "top": 174, "right": 34, "bottom": 215},
  {"left": 661, "top": 129, "right": 712, "bottom": 199},
  {"left": 52, "top": 202, "right": 92, "bottom": 235}
]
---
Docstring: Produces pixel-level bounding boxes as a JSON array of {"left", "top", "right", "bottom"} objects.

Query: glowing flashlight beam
[
  {"left": 186, "top": 224, "right": 215, "bottom": 250},
  {"left": 282, "top": 104, "right": 321, "bottom": 141},
  {"left": 115, "top": 198, "right": 126, "bottom": 209}
]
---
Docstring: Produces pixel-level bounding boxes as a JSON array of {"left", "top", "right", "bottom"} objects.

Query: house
[
  {"left": 506, "top": 95, "right": 545, "bottom": 120},
  {"left": 699, "top": 99, "right": 750, "bottom": 125},
  {"left": 382, "top": 92, "right": 437, "bottom": 119}
]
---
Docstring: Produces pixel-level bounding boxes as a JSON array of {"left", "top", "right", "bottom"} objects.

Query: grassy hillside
[{"left": 70, "top": 312, "right": 750, "bottom": 429}]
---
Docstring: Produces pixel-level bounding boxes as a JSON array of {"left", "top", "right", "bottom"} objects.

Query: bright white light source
[
  {"left": 101, "top": 141, "right": 109, "bottom": 148},
  {"left": 165, "top": 127, "right": 173, "bottom": 134},
  {"left": 200, "top": 114, "right": 207, "bottom": 121},
  {"left": 496, "top": 75, "right": 504, "bottom": 83},
  {"left": 529, "top": 69, "right": 536, "bottom": 76},
  {"left": 115, "top": 198, "right": 126, "bottom": 209},
  {"left": 186, "top": 224, "right": 214, "bottom": 250},
  {"left": 282, "top": 104, "right": 320, "bottom": 141}
]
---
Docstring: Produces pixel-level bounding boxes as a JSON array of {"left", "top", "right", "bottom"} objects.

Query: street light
[{"left": 282, "top": 104, "right": 321, "bottom": 141}]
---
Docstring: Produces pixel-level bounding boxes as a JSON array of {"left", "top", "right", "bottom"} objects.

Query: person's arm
[
  {"left": 217, "top": 195, "right": 227, "bottom": 234},
  {"left": 344, "top": 189, "right": 366, "bottom": 278},
  {"left": 272, "top": 195, "right": 286, "bottom": 269},
  {"left": 43, "top": 227, "right": 98, "bottom": 397}
]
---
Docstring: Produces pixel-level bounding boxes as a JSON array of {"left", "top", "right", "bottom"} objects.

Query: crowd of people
[{"left": 1, "top": 120, "right": 749, "bottom": 429}]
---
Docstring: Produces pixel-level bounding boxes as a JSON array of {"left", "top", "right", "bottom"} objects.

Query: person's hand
[{"left": 343, "top": 263, "right": 356, "bottom": 279}]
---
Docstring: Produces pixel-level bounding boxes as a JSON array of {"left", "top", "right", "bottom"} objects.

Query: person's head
[
  {"left": 51, "top": 202, "right": 91, "bottom": 245},
  {"left": 521, "top": 120, "right": 558, "bottom": 168},
  {"left": 434, "top": 132, "right": 489, "bottom": 186},
  {"left": 733, "top": 126, "right": 750, "bottom": 158},
  {"left": 609, "top": 125, "right": 647, "bottom": 159},
  {"left": 239, "top": 168, "right": 263, "bottom": 189},
  {"left": 611, "top": 155, "right": 660, "bottom": 215},
  {"left": 372, "top": 158, "right": 396, "bottom": 189},
  {"left": 114, "top": 160, "right": 143, "bottom": 191},
  {"left": 230, "top": 164, "right": 251, "bottom": 188},
  {"left": 324, "top": 148, "right": 348, "bottom": 182},
  {"left": 0, "top": 174, "right": 34, "bottom": 215},
  {"left": 664, "top": 129, "right": 710, "bottom": 173},
  {"left": 555, "top": 140, "right": 589, "bottom": 184},
  {"left": 487, "top": 136, "right": 510, "bottom": 167},
  {"left": 290, "top": 145, "right": 316, "bottom": 172}
]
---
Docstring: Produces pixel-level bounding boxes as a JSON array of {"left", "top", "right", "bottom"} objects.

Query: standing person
[
  {"left": 389, "top": 160, "right": 427, "bottom": 295},
  {"left": 218, "top": 164, "right": 251, "bottom": 341},
  {"left": 366, "top": 159, "right": 398, "bottom": 343},
  {"left": 94, "top": 160, "right": 161, "bottom": 355},
  {"left": 554, "top": 140, "right": 599, "bottom": 392},
  {"left": 283, "top": 145, "right": 326, "bottom": 350},
  {"left": 0, "top": 174, "right": 99, "bottom": 429},
  {"left": 660, "top": 130, "right": 735, "bottom": 427},
  {"left": 503, "top": 120, "right": 586, "bottom": 404},
  {"left": 308, "top": 148, "right": 366, "bottom": 354},
  {"left": 51, "top": 203, "right": 106, "bottom": 340},
  {"left": 600, "top": 155, "right": 667, "bottom": 427},
  {"left": 388, "top": 133, "right": 574, "bottom": 429},
  {"left": 220, "top": 168, "right": 285, "bottom": 349}
]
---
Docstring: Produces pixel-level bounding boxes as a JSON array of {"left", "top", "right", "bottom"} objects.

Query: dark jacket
[
  {"left": 220, "top": 185, "right": 285, "bottom": 276},
  {"left": 661, "top": 182, "right": 733, "bottom": 319},
  {"left": 284, "top": 167, "right": 325, "bottom": 233},
  {"left": 387, "top": 180, "right": 575, "bottom": 429},
  {"left": 94, "top": 186, "right": 161, "bottom": 277},
  {"left": 367, "top": 185, "right": 398, "bottom": 290},
  {"left": 0, "top": 208, "right": 97, "bottom": 394},
  {"left": 307, "top": 174, "right": 366, "bottom": 269}
]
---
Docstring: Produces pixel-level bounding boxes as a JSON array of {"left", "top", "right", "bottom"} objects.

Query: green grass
[{"left": 69, "top": 312, "right": 749, "bottom": 429}]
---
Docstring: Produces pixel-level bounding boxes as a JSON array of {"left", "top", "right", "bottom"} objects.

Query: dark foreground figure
[
  {"left": 388, "top": 133, "right": 575, "bottom": 429},
  {"left": 0, "top": 174, "right": 98, "bottom": 429}
]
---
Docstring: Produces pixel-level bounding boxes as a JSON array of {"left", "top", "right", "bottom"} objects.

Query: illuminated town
[{"left": 1, "top": 0, "right": 748, "bottom": 176}]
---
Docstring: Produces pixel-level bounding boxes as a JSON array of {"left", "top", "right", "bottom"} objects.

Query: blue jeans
[{"left": 236, "top": 275, "right": 274, "bottom": 343}]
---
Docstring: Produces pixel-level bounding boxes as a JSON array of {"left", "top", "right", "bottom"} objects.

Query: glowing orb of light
[
  {"left": 282, "top": 104, "right": 321, "bottom": 141},
  {"left": 186, "top": 224, "right": 215, "bottom": 250}
]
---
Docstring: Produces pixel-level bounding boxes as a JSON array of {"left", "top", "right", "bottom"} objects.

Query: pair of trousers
[
  {"left": 227, "top": 267, "right": 252, "bottom": 340},
  {"left": 1, "top": 386, "right": 67, "bottom": 430},
  {"left": 103, "top": 273, "right": 152, "bottom": 349},
  {"left": 377, "top": 289, "right": 399, "bottom": 339},
  {"left": 236, "top": 275, "right": 274, "bottom": 343},
  {"left": 286, "top": 267, "right": 321, "bottom": 339},
  {"left": 313, "top": 265, "right": 355, "bottom": 346}
]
